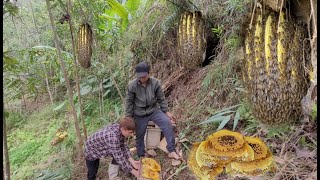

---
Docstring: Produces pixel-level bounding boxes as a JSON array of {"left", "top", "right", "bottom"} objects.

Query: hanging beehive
[
  {"left": 177, "top": 11, "right": 206, "bottom": 70},
  {"left": 243, "top": 11, "right": 309, "bottom": 124},
  {"left": 77, "top": 23, "right": 93, "bottom": 68}
]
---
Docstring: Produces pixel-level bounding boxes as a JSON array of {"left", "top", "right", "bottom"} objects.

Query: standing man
[
  {"left": 84, "top": 117, "right": 140, "bottom": 180},
  {"left": 125, "top": 61, "right": 181, "bottom": 160}
]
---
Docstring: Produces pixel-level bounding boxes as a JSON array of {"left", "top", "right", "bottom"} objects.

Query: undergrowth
[{"left": 6, "top": 95, "right": 122, "bottom": 180}]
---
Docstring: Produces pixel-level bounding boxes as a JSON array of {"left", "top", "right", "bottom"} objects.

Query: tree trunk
[
  {"left": 67, "top": 0, "right": 87, "bottom": 141},
  {"left": 43, "top": 65, "right": 54, "bottom": 105},
  {"left": 101, "top": 79, "right": 104, "bottom": 114},
  {"left": 54, "top": 82, "right": 57, "bottom": 99},
  {"left": 3, "top": 106, "right": 11, "bottom": 180},
  {"left": 46, "top": 0, "right": 83, "bottom": 150},
  {"left": 27, "top": 0, "right": 37, "bottom": 30},
  {"left": 99, "top": 83, "right": 102, "bottom": 116},
  {"left": 100, "top": 80, "right": 104, "bottom": 114},
  {"left": 45, "top": 76, "right": 54, "bottom": 105}
]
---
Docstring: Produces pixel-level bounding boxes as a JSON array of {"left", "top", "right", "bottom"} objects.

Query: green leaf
[
  {"left": 233, "top": 110, "right": 240, "bottom": 131},
  {"left": 125, "top": 0, "right": 141, "bottom": 16},
  {"left": 3, "top": 55, "right": 19, "bottom": 66},
  {"left": 50, "top": 2, "right": 59, "bottom": 10},
  {"left": 103, "top": 78, "right": 110, "bottom": 83},
  {"left": 235, "top": 87, "right": 246, "bottom": 92},
  {"left": 108, "top": 0, "right": 128, "bottom": 20},
  {"left": 4, "top": 111, "right": 10, "bottom": 119},
  {"left": 107, "top": 0, "right": 129, "bottom": 31},
  {"left": 209, "top": 110, "right": 235, "bottom": 119},
  {"left": 103, "top": 89, "right": 111, "bottom": 97},
  {"left": 73, "top": 94, "right": 78, "bottom": 104},
  {"left": 114, "top": 105, "right": 121, "bottom": 119},
  {"left": 200, "top": 104, "right": 242, "bottom": 125},
  {"left": 213, "top": 104, "right": 241, "bottom": 114},
  {"left": 121, "top": 18, "right": 129, "bottom": 31},
  {"left": 80, "top": 85, "right": 92, "bottom": 95},
  {"left": 60, "top": 77, "right": 65, "bottom": 84},
  {"left": 3, "top": 1, "right": 19, "bottom": 16},
  {"left": 54, "top": 101, "right": 67, "bottom": 111},
  {"left": 217, "top": 115, "right": 231, "bottom": 130},
  {"left": 86, "top": 77, "right": 97, "bottom": 84},
  {"left": 92, "top": 87, "right": 100, "bottom": 93},
  {"left": 99, "top": 14, "right": 118, "bottom": 21},
  {"left": 199, "top": 109, "right": 236, "bottom": 125},
  {"left": 198, "top": 115, "right": 231, "bottom": 125},
  {"left": 103, "top": 82, "right": 113, "bottom": 88}
]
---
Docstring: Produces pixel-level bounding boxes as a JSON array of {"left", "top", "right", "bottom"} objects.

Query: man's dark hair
[{"left": 119, "top": 117, "right": 135, "bottom": 131}]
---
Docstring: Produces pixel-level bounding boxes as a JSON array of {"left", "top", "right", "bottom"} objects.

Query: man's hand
[
  {"left": 131, "top": 160, "right": 141, "bottom": 170},
  {"left": 166, "top": 112, "right": 176, "bottom": 124},
  {"left": 130, "top": 169, "right": 140, "bottom": 178},
  {"left": 128, "top": 157, "right": 141, "bottom": 170}
]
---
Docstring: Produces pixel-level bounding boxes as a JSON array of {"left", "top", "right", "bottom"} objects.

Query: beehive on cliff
[{"left": 243, "top": 11, "right": 309, "bottom": 124}]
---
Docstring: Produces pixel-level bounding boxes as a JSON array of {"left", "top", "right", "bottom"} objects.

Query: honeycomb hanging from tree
[
  {"left": 243, "top": 11, "right": 309, "bottom": 124},
  {"left": 177, "top": 11, "right": 206, "bottom": 70},
  {"left": 77, "top": 23, "right": 93, "bottom": 68}
]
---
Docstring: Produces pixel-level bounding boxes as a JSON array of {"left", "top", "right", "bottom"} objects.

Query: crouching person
[{"left": 84, "top": 117, "right": 140, "bottom": 180}]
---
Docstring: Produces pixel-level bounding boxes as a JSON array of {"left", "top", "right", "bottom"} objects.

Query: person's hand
[
  {"left": 131, "top": 160, "right": 141, "bottom": 170},
  {"left": 128, "top": 157, "right": 141, "bottom": 170},
  {"left": 130, "top": 169, "right": 140, "bottom": 178},
  {"left": 166, "top": 112, "right": 176, "bottom": 124}
]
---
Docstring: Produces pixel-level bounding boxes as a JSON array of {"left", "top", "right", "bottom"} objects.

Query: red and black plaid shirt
[{"left": 84, "top": 123, "right": 133, "bottom": 172}]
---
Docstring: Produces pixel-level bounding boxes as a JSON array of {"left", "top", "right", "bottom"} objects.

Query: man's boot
[{"left": 108, "top": 163, "right": 121, "bottom": 180}]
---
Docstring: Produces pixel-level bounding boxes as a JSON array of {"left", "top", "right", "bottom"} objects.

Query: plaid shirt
[{"left": 84, "top": 123, "right": 133, "bottom": 172}]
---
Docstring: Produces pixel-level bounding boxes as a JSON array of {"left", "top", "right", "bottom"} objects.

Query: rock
[{"left": 171, "top": 159, "right": 181, "bottom": 166}]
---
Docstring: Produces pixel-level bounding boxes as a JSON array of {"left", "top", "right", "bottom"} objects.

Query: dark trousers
[
  {"left": 86, "top": 158, "right": 118, "bottom": 180},
  {"left": 134, "top": 109, "right": 175, "bottom": 157},
  {"left": 86, "top": 159, "right": 99, "bottom": 180}
]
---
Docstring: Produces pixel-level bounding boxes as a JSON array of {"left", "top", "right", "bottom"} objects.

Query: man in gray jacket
[{"left": 125, "top": 61, "right": 180, "bottom": 160}]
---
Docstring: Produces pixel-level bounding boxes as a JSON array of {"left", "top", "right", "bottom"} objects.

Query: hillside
[{"left": 3, "top": 0, "right": 317, "bottom": 180}]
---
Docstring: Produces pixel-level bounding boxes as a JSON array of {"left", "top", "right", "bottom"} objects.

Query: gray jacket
[{"left": 125, "top": 77, "right": 168, "bottom": 117}]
